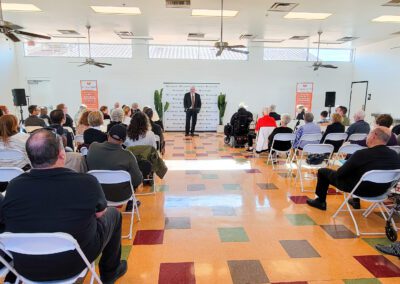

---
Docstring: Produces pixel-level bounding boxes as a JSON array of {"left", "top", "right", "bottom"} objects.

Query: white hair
[
  {"left": 263, "top": 107, "right": 270, "bottom": 115},
  {"left": 270, "top": 104, "right": 276, "bottom": 112},
  {"left": 354, "top": 110, "right": 365, "bottom": 121},
  {"left": 280, "top": 113, "right": 291, "bottom": 125}
]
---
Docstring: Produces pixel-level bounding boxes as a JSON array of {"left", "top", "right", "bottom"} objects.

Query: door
[
  {"left": 27, "top": 79, "right": 53, "bottom": 109},
  {"left": 348, "top": 81, "right": 368, "bottom": 120}
]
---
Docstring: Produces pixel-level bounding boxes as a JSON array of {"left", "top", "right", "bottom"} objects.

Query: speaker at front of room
[
  {"left": 12, "top": 89, "right": 27, "bottom": 107},
  {"left": 325, "top": 92, "right": 336, "bottom": 107}
]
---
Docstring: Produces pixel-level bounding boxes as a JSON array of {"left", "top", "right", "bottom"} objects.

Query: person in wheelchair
[{"left": 225, "top": 103, "right": 253, "bottom": 147}]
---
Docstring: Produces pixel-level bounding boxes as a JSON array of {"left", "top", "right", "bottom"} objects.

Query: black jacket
[
  {"left": 230, "top": 108, "right": 253, "bottom": 126},
  {"left": 184, "top": 92, "right": 202, "bottom": 112},
  {"left": 49, "top": 124, "right": 74, "bottom": 150},
  {"left": 269, "top": 112, "right": 281, "bottom": 121},
  {"left": 321, "top": 122, "right": 345, "bottom": 152},
  {"left": 83, "top": 128, "right": 107, "bottom": 146}
]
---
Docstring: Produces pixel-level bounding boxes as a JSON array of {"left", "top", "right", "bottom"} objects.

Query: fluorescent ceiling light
[
  {"left": 284, "top": 12, "right": 332, "bottom": 20},
  {"left": 91, "top": 6, "right": 141, "bottom": 15},
  {"left": 192, "top": 9, "right": 238, "bottom": 17},
  {"left": 2, "top": 3, "right": 41, "bottom": 12},
  {"left": 372, "top": 15, "right": 400, "bottom": 23}
]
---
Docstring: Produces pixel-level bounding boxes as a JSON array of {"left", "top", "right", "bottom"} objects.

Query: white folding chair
[
  {"left": 291, "top": 133, "right": 323, "bottom": 164},
  {"left": 74, "top": 134, "right": 84, "bottom": 144},
  {"left": 0, "top": 149, "right": 28, "bottom": 168},
  {"left": 255, "top": 127, "right": 275, "bottom": 153},
  {"left": 267, "top": 133, "right": 296, "bottom": 170},
  {"left": 333, "top": 170, "right": 400, "bottom": 236},
  {"left": 25, "top": 126, "right": 43, "bottom": 133},
  {"left": 347, "top": 133, "right": 368, "bottom": 143},
  {"left": 323, "top": 132, "right": 348, "bottom": 144},
  {"left": 295, "top": 144, "right": 334, "bottom": 192},
  {"left": 0, "top": 232, "right": 102, "bottom": 284},
  {"left": 0, "top": 167, "right": 24, "bottom": 183},
  {"left": 88, "top": 170, "right": 140, "bottom": 239},
  {"left": 389, "top": 145, "right": 400, "bottom": 154},
  {"left": 332, "top": 144, "right": 366, "bottom": 167}
]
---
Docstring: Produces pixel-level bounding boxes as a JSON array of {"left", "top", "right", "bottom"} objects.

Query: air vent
[
  {"left": 337, "top": 36, "right": 359, "bottom": 42},
  {"left": 188, "top": 33, "right": 205, "bottom": 39},
  {"left": 392, "top": 30, "right": 400, "bottom": 35},
  {"left": 115, "top": 31, "right": 135, "bottom": 39},
  {"left": 48, "top": 34, "right": 86, "bottom": 39},
  {"left": 383, "top": 0, "right": 400, "bottom": 7},
  {"left": 239, "top": 34, "right": 256, "bottom": 40},
  {"left": 166, "top": 0, "right": 190, "bottom": 8},
  {"left": 290, "top": 35, "right": 309, "bottom": 40},
  {"left": 187, "top": 38, "right": 218, "bottom": 42},
  {"left": 252, "top": 38, "right": 285, "bottom": 43},
  {"left": 57, "top": 30, "right": 79, "bottom": 35},
  {"left": 268, "top": 2, "right": 299, "bottom": 12},
  {"left": 313, "top": 41, "right": 344, "bottom": 45}
]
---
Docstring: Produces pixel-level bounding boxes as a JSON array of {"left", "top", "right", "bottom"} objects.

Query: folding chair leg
[
  {"left": 363, "top": 203, "right": 377, "bottom": 218},
  {"left": 89, "top": 263, "right": 95, "bottom": 284},
  {"left": 266, "top": 151, "right": 272, "bottom": 166},
  {"left": 333, "top": 193, "right": 351, "bottom": 219},
  {"left": 377, "top": 203, "right": 388, "bottom": 221}
]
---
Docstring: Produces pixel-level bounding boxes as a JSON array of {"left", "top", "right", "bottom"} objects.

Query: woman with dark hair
[
  {"left": 100, "top": 106, "right": 110, "bottom": 120},
  {"left": 0, "top": 114, "right": 30, "bottom": 168},
  {"left": 124, "top": 112, "right": 157, "bottom": 148},
  {"left": 375, "top": 114, "right": 398, "bottom": 146}
]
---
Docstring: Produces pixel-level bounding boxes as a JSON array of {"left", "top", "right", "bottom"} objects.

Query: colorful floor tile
[
  {"left": 158, "top": 262, "right": 196, "bottom": 284},
  {"left": 212, "top": 206, "right": 236, "bottom": 216},
  {"left": 289, "top": 195, "right": 309, "bottom": 204},
  {"left": 165, "top": 217, "right": 191, "bottom": 230},
  {"left": 157, "top": 185, "right": 169, "bottom": 192},
  {"left": 279, "top": 240, "right": 321, "bottom": 258},
  {"left": 257, "top": 183, "right": 279, "bottom": 190},
  {"left": 223, "top": 184, "right": 241, "bottom": 190},
  {"left": 354, "top": 255, "right": 400, "bottom": 277},
  {"left": 245, "top": 169, "right": 262, "bottom": 173},
  {"left": 133, "top": 230, "right": 164, "bottom": 245},
  {"left": 343, "top": 279, "right": 381, "bottom": 284},
  {"left": 202, "top": 173, "right": 219, "bottom": 179},
  {"left": 227, "top": 260, "right": 269, "bottom": 284},
  {"left": 187, "top": 184, "right": 206, "bottom": 191},
  {"left": 218, "top": 227, "right": 249, "bottom": 242},
  {"left": 285, "top": 214, "right": 317, "bottom": 226},
  {"left": 320, "top": 224, "right": 357, "bottom": 239},
  {"left": 362, "top": 238, "right": 392, "bottom": 251}
]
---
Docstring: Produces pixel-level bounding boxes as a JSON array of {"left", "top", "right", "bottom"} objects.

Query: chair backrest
[
  {"left": 80, "top": 147, "right": 88, "bottom": 156},
  {"left": 389, "top": 145, "right": 400, "bottom": 154},
  {"left": 357, "top": 170, "right": 400, "bottom": 188},
  {"left": 154, "top": 134, "right": 161, "bottom": 150},
  {"left": 0, "top": 167, "right": 24, "bottom": 183},
  {"left": 88, "top": 170, "right": 131, "bottom": 184},
  {"left": 323, "top": 132, "right": 348, "bottom": 142},
  {"left": 25, "top": 126, "right": 43, "bottom": 133},
  {"left": 74, "top": 134, "right": 84, "bottom": 144},
  {"left": 338, "top": 144, "right": 366, "bottom": 155},
  {"left": 347, "top": 133, "right": 367, "bottom": 142},
  {"left": 0, "top": 149, "right": 26, "bottom": 163},
  {"left": 273, "top": 133, "right": 296, "bottom": 142},
  {"left": 302, "top": 143, "right": 334, "bottom": 155},
  {"left": 300, "top": 133, "right": 322, "bottom": 142},
  {"left": 255, "top": 127, "right": 275, "bottom": 152}
]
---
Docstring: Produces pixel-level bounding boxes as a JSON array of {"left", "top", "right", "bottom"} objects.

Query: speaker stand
[
  {"left": 19, "top": 106, "right": 25, "bottom": 124},
  {"left": 328, "top": 106, "right": 332, "bottom": 118}
]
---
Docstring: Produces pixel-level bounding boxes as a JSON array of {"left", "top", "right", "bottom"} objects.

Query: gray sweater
[{"left": 87, "top": 141, "right": 143, "bottom": 188}]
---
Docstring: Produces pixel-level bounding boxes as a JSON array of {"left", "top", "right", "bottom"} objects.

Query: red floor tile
[
  {"left": 133, "top": 230, "right": 164, "bottom": 245},
  {"left": 289, "top": 196, "right": 309, "bottom": 204},
  {"left": 354, "top": 255, "right": 400, "bottom": 277},
  {"left": 158, "top": 262, "right": 196, "bottom": 284}
]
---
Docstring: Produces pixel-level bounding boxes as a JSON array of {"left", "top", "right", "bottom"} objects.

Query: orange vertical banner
[
  {"left": 80, "top": 80, "right": 99, "bottom": 110},
  {"left": 295, "top": 82, "right": 313, "bottom": 112}
]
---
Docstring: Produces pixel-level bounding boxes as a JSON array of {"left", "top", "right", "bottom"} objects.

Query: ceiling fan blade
[
  {"left": 78, "top": 63, "right": 89, "bottom": 67},
  {"left": 216, "top": 48, "right": 223, "bottom": 57},
  {"left": 227, "top": 45, "right": 246, "bottom": 49},
  {"left": 226, "top": 48, "right": 249, "bottom": 54},
  {"left": 314, "top": 66, "right": 319, "bottom": 71},
  {"left": 14, "top": 30, "right": 51, "bottom": 40},
  {"left": 391, "top": 46, "right": 400, "bottom": 50},
  {"left": 96, "top": 62, "right": 112, "bottom": 66},
  {"left": 321, "top": 64, "right": 338, "bottom": 69},
  {"left": 5, "top": 32, "right": 20, "bottom": 42},
  {"left": 94, "top": 63, "right": 105, "bottom": 68}
]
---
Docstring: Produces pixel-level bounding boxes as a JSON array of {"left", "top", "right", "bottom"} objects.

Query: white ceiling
[{"left": 3, "top": 0, "right": 400, "bottom": 48}]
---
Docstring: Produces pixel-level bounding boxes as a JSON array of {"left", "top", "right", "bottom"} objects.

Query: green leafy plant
[
  {"left": 218, "top": 93, "right": 227, "bottom": 125},
  {"left": 154, "top": 88, "right": 169, "bottom": 121}
]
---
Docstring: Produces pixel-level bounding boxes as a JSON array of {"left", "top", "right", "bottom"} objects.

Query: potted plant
[
  {"left": 217, "top": 93, "right": 227, "bottom": 132},
  {"left": 154, "top": 88, "right": 170, "bottom": 126}
]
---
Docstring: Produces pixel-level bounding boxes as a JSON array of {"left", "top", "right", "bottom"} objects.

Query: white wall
[
  {"left": 13, "top": 44, "right": 353, "bottom": 124},
  {"left": 0, "top": 40, "right": 19, "bottom": 113},
  {"left": 353, "top": 38, "right": 400, "bottom": 120}
]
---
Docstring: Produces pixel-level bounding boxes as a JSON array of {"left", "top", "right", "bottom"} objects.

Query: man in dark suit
[
  {"left": 307, "top": 127, "right": 400, "bottom": 211},
  {"left": 183, "top": 86, "right": 202, "bottom": 136}
]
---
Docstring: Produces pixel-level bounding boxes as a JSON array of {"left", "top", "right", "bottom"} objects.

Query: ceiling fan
[
  {"left": 0, "top": 0, "right": 51, "bottom": 42},
  {"left": 311, "top": 31, "right": 338, "bottom": 71},
  {"left": 214, "top": 0, "right": 249, "bottom": 57},
  {"left": 70, "top": 25, "right": 112, "bottom": 68}
]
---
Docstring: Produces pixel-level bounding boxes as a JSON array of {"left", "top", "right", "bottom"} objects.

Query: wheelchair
[{"left": 224, "top": 115, "right": 251, "bottom": 148}]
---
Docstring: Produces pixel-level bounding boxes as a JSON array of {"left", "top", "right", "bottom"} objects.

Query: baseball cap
[{"left": 109, "top": 124, "right": 127, "bottom": 142}]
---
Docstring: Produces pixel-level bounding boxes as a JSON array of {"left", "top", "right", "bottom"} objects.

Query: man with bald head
[
  {"left": 307, "top": 127, "right": 400, "bottom": 211},
  {"left": 183, "top": 86, "right": 202, "bottom": 137},
  {"left": 1, "top": 129, "right": 127, "bottom": 283}
]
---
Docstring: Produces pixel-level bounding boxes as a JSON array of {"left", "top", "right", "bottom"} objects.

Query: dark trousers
[
  {"left": 185, "top": 109, "right": 198, "bottom": 135},
  {"left": 247, "top": 132, "right": 256, "bottom": 147},
  {"left": 315, "top": 168, "right": 349, "bottom": 202}
]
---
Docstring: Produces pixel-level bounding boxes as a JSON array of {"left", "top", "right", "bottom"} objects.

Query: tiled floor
[{"left": 92, "top": 133, "right": 400, "bottom": 283}]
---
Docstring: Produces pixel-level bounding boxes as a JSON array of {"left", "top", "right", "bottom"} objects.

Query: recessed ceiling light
[
  {"left": 284, "top": 12, "right": 332, "bottom": 20},
  {"left": 91, "top": 6, "right": 141, "bottom": 15},
  {"left": 1, "top": 3, "right": 41, "bottom": 12},
  {"left": 191, "top": 9, "right": 238, "bottom": 17},
  {"left": 372, "top": 15, "right": 400, "bottom": 23}
]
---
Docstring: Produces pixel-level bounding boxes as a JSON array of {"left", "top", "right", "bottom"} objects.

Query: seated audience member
[
  {"left": 111, "top": 102, "right": 120, "bottom": 113},
  {"left": 293, "top": 112, "right": 321, "bottom": 149},
  {"left": 296, "top": 105, "right": 306, "bottom": 120},
  {"left": 131, "top": 103, "right": 140, "bottom": 117},
  {"left": 83, "top": 111, "right": 107, "bottom": 146},
  {"left": 56, "top": 103, "right": 75, "bottom": 132},
  {"left": 346, "top": 110, "right": 370, "bottom": 137},
  {"left": 76, "top": 110, "right": 91, "bottom": 135},
  {"left": 49, "top": 109, "right": 74, "bottom": 150},
  {"left": 87, "top": 124, "right": 143, "bottom": 192},
  {"left": 124, "top": 112, "right": 157, "bottom": 148},
  {"left": 0, "top": 106, "right": 8, "bottom": 116},
  {"left": 268, "top": 114, "right": 293, "bottom": 151},
  {"left": 73, "top": 104, "right": 87, "bottom": 126},
  {"left": 100, "top": 106, "right": 111, "bottom": 120},
  {"left": 1, "top": 129, "right": 127, "bottom": 283},
  {"left": 318, "top": 110, "right": 330, "bottom": 124},
  {"left": 143, "top": 107, "right": 165, "bottom": 154},
  {"left": 375, "top": 114, "right": 397, "bottom": 146},
  {"left": 107, "top": 108, "right": 126, "bottom": 133},
  {"left": 0, "top": 108, "right": 3, "bottom": 117},
  {"left": 0, "top": 114, "right": 30, "bottom": 169},
  {"left": 24, "top": 105, "right": 46, "bottom": 127},
  {"left": 247, "top": 107, "right": 276, "bottom": 152},
  {"left": 269, "top": 104, "right": 281, "bottom": 121},
  {"left": 39, "top": 106, "right": 51, "bottom": 125},
  {"left": 123, "top": 106, "right": 132, "bottom": 125},
  {"left": 336, "top": 105, "right": 350, "bottom": 126},
  {"left": 320, "top": 113, "right": 345, "bottom": 152},
  {"left": 307, "top": 127, "right": 400, "bottom": 210},
  {"left": 392, "top": 123, "right": 400, "bottom": 136}
]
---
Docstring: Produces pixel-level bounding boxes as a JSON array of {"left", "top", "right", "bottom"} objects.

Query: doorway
[{"left": 348, "top": 81, "right": 369, "bottom": 120}]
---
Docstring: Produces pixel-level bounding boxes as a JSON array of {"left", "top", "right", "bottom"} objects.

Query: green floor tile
[
  {"left": 235, "top": 158, "right": 247, "bottom": 163},
  {"left": 362, "top": 238, "right": 392, "bottom": 251},
  {"left": 218, "top": 227, "right": 249, "bottom": 242},
  {"left": 202, "top": 174, "right": 219, "bottom": 179},
  {"left": 223, "top": 184, "right": 241, "bottom": 190},
  {"left": 157, "top": 185, "right": 169, "bottom": 192},
  {"left": 185, "top": 150, "right": 196, "bottom": 154},
  {"left": 121, "top": 245, "right": 132, "bottom": 260},
  {"left": 285, "top": 214, "right": 317, "bottom": 226},
  {"left": 343, "top": 278, "right": 381, "bottom": 284}
]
